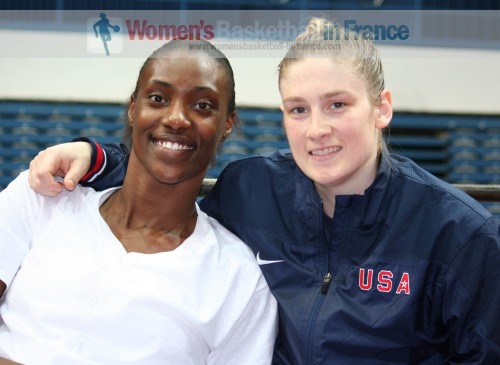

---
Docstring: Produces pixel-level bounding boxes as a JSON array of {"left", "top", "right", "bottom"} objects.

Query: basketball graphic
[{"left": 88, "top": 13, "right": 123, "bottom": 56}]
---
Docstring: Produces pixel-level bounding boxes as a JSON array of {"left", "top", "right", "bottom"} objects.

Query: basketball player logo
[{"left": 93, "top": 13, "right": 121, "bottom": 56}]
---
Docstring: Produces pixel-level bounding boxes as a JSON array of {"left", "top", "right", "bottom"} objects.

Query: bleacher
[
  {"left": 386, "top": 114, "right": 499, "bottom": 180},
  {"left": 1, "top": 100, "right": 499, "bottom": 219},
  {"left": 0, "top": 101, "right": 126, "bottom": 189},
  {"left": 385, "top": 113, "right": 500, "bottom": 220}
]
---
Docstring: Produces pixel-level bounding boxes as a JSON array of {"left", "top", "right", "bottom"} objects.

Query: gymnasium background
[{"left": 0, "top": 1, "right": 499, "bottom": 220}]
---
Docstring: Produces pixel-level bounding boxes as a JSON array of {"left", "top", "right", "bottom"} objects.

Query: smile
[
  {"left": 310, "top": 146, "right": 341, "bottom": 156},
  {"left": 153, "top": 139, "right": 194, "bottom": 151}
]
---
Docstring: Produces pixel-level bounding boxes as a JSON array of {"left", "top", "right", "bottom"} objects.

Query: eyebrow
[
  {"left": 282, "top": 91, "right": 351, "bottom": 103},
  {"left": 321, "top": 91, "right": 351, "bottom": 99},
  {"left": 150, "top": 79, "right": 216, "bottom": 93},
  {"left": 150, "top": 79, "right": 173, "bottom": 88}
]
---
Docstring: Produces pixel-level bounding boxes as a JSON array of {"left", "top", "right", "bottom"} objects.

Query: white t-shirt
[{"left": 0, "top": 171, "right": 277, "bottom": 365}]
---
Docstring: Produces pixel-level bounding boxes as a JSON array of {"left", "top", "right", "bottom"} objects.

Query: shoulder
[
  {"left": 215, "top": 149, "right": 298, "bottom": 193},
  {"left": 204, "top": 211, "right": 255, "bottom": 257},
  {"left": 197, "top": 206, "right": 260, "bottom": 262},
  {"left": 388, "top": 153, "right": 495, "bottom": 226},
  {"left": 222, "top": 149, "right": 295, "bottom": 178},
  {"left": 201, "top": 150, "right": 300, "bottom": 221},
  {"left": 196, "top": 207, "right": 273, "bottom": 295},
  {"left": 2, "top": 171, "right": 109, "bottom": 212}
]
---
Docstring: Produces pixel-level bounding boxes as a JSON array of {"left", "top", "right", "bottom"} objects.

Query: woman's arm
[
  {"left": 29, "top": 139, "right": 129, "bottom": 196},
  {"left": 28, "top": 141, "right": 92, "bottom": 195},
  {"left": 444, "top": 219, "right": 500, "bottom": 362}
]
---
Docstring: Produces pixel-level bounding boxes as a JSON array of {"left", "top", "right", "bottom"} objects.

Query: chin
[{"left": 312, "top": 172, "right": 346, "bottom": 188}]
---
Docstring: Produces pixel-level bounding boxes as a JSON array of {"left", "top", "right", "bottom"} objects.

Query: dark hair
[
  {"left": 134, "top": 39, "right": 236, "bottom": 113},
  {"left": 124, "top": 39, "right": 237, "bottom": 142}
]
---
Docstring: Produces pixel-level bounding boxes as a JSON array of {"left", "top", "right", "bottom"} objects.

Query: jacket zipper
[
  {"left": 304, "top": 203, "right": 331, "bottom": 364},
  {"left": 321, "top": 272, "right": 332, "bottom": 294}
]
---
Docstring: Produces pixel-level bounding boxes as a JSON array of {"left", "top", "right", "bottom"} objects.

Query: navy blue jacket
[{"left": 85, "top": 142, "right": 500, "bottom": 364}]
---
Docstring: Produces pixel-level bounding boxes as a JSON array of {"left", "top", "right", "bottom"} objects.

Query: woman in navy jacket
[{"left": 28, "top": 17, "right": 500, "bottom": 364}]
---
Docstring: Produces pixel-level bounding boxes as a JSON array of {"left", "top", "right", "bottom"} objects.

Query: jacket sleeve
[
  {"left": 443, "top": 217, "right": 500, "bottom": 364},
  {"left": 73, "top": 137, "right": 129, "bottom": 191},
  {"left": 199, "top": 158, "right": 265, "bottom": 241},
  {"left": 199, "top": 165, "right": 239, "bottom": 235}
]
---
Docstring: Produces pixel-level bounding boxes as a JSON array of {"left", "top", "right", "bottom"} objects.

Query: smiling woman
[
  {"left": 279, "top": 57, "right": 392, "bottom": 213},
  {"left": 0, "top": 39, "right": 277, "bottom": 364},
  {"left": 125, "top": 50, "right": 233, "bottom": 189},
  {"left": 101, "top": 49, "right": 234, "bottom": 252}
]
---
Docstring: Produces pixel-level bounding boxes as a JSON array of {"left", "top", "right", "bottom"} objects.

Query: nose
[
  {"left": 305, "top": 111, "right": 331, "bottom": 140},
  {"left": 162, "top": 101, "right": 190, "bottom": 129}
]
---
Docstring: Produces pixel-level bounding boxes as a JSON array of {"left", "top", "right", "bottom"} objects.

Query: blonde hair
[
  {"left": 278, "top": 17, "right": 388, "bottom": 153},
  {"left": 278, "top": 17, "right": 385, "bottom": 106}
]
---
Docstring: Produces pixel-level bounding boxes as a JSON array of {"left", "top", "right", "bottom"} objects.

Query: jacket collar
[
  {"left": 358, "top": 150, "right": 392, "bottom": 228},
  {"left": 294, "top": 149, "right": 393, "bottom": 232}
]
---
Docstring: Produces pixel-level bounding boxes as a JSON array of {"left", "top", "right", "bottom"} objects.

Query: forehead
[
  {"left": 280, "top": 58, "right": 366, "bottom": 93},
  {"left": 140, "top": 51, "right": 228, "bottom": 92},
  {"left": 283, "top": 57, "right": 358, "bottom": 80}
]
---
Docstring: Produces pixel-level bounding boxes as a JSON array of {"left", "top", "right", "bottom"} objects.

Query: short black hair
[{"left": 132, "top": 39, "right": 236, "bottom": 115}]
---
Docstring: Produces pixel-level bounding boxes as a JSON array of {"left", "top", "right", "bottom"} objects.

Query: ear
[
  {"left": 279, "top": 104, "right": 288, "bottom": 137},
  {"left": 375, "top": 89, "right": 392, "bottom": 129},
  {"left": 222, "top": 111, "right": 235, "bottom": 141},
  {"left": 127, "top": 96, "right": 135, "bottom": 128}
]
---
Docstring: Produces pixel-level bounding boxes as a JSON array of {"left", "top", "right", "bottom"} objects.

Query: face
[
  {"left": 280, "top": 57, "right": 391, "bottom": 196},
  {"left": 128, "top": 51, "right": 233, "bottom": 185}
]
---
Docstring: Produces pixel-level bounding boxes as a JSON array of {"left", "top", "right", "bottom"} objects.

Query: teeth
[
  {"left": 156, "top": 140, "right": 194, "bottom": 151},
  {"left": 311, "top": 146, "right": 341, "bottom": 156}
]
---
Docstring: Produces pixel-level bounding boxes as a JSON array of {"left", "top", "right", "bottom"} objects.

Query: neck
[
  {"left": 316, "top": 154, "right": 381, "bottom": 218},
  {"left": 318, "top": 189, "right": 335, "bottom": 218},
  {"left": 100, "top": 170, "right": 203, "bottom": 254}
]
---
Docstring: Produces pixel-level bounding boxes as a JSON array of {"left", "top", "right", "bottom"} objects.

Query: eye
[
  {"left": 194, "top": 101, "right": 214, "bottom": 111},
  {"left": 291, "top": 106, "right": 307, "bottom": 114},
  {"left": 149, "top": 95, "right": 165, "bottom": 103},
  {"left": 330, "top": 102, "right": 346, "bottom": 109}
]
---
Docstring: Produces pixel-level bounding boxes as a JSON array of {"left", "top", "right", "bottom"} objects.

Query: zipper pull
[{"left": 321, "top": 272, "right": 332, "bottom": 294}]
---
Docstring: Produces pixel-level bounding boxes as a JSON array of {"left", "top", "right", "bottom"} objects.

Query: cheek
[
  {"left": 283, "top": 120, "right": 304, "bottom": 144},
  {"left": 199, "top": 121, "right": 224, "bottom": 147},
  {"left": 129, "top": 109, "right": 157, "bottom": 145},
  {"left": 343, "top": 113, "right": 375, "bottom": 140},
  {"left": 130, "top": 108, "right": 150, "bottom": 131}
]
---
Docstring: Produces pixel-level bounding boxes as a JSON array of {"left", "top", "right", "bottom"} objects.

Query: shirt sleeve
[
  {"left": 443, "top": 218, "right": 500, "bottom": 363},
  {"left": 73, "top": 137, "right": 129, "bottom": 191},
  {"left": 0, "top": 172, "right": 36, "bottom": 289},
  {"left": 207, "top": 277, "right": 278, "bottom": 365}
]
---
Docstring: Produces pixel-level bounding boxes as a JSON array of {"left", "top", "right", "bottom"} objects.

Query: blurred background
[{"left": 0, "top": 0, "right": 499, "bottom": 220}]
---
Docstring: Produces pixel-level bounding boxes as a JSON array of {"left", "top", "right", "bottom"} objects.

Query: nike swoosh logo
[{"left": 256, "top": 252, "right": 285, "bottom": 266}]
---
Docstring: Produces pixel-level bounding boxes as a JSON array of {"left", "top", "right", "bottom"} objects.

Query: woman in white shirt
[{"left": 0, "top": 39, "right": 277, "bottom": 365}]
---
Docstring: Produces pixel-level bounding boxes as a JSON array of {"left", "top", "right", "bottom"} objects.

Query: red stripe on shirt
[{"left": 81, "top": 143, "right": 104, "bottom": 182}]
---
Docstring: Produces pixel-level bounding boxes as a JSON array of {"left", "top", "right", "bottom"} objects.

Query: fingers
[
  {"left": 63, "top": 176, "right": 76, "bottom": 191},
  {"left": 63, "top": 157, "right": 91, "bottom": 191},
  {"left": 28, "top": 150, "right": 65, "bottom": 196},
  {"left": 28, "top": 142, "right": 93, "bottom": 196}
]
